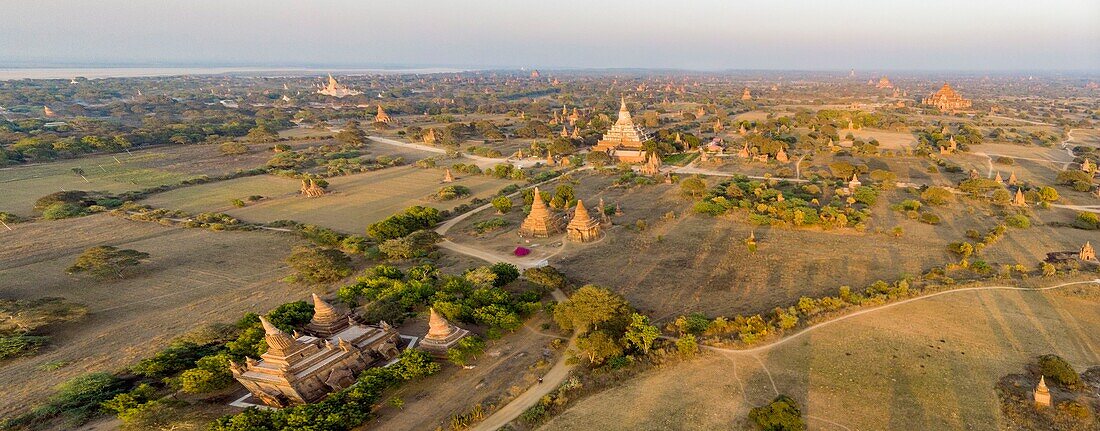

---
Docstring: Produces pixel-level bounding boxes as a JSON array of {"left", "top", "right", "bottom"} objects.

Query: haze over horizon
[{"left": 3, "top": 0, "right": 1099, "bottom": 72}]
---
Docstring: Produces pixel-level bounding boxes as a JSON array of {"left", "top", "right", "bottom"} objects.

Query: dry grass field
[
  {"left": 142, "top": 165, "right": 520, "bottom": 233},
  {"left": 0, "top": 142, "right": 309, "bottom": 217},
  {"left": 846, "top": 128, "right": 917, "bottom": 150},
  {"left": 540, "top": 282, "right": 1100, "bottom": 430},
  {"left": 447, "top": 169, "right": 1100, "bottom": 322},
  {"left": 0, "top": 214, "right": 308, "bottom": 417}
]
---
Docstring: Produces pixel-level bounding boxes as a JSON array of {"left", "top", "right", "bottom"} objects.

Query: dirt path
[
  {"left": 471, "top": 289, "right": 575, "bottom": 431},
  {"left": 367, "top": 135, "right": 541, "bottom": 169}
]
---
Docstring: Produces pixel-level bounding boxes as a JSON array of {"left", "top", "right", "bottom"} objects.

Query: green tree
[
  {"left": 586, "top": 151, "right": 612, "bottom": 167},
  {"left": 246, "top": 125, "right": 278, "bottom": 143},
  {"left": 680, "top": 175, "right": 706, "bottom": 198},
  {"left": 552, "top": 285, "right": 628, "bottom": 332},
  {"left": 67, "top": 246, "right": 150, "bottom": 279},
  {"left": 446, "top": 336, "right": 486, "bottom": 366},
  {"left": 286, "top": 246, "right": 351, "bottom": 283},
  {"left": 623, "top": 313, "right": 659, "bottom": 354},
  {"left": 576, "top": 331, "right": 622, "bottom": 365},
  {"left": 921, "top": 187, "right": 953, "bottom": 205},
  {"left": 179, "top": 354, "right": 233, "bottom": 393},
  {"left": 491, "top": 196, "right": 513, "bottom": 214},
  {"left": 676, "top": 334, "right": 699, "bottom": 357}
]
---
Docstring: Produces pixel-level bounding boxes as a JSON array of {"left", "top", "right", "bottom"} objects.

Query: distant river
[{"left": 0, "top": 67, "right": 471, "bottom": 80}]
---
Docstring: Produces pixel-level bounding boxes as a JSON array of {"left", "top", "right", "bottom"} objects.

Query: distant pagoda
[
  {"left": 374, "top": 105, "right": 393, "bottom": 124},
  {"left": 1081, "top": 241, "right": 1096, "bottom": 261},
  {"left": 316, "top": 74, "right": 362, "bottom": 98},
  {"left": 923, "top": 83, "right": 972, "bottom": 112},
  {"left": 592, "top": 96, "right": 651, "bottom": 163},
  {"left": 519, "top": 187, "right": 561, "bottom": 237},
  {"left": 876, "top": 76, "right": 894, "bottom": 89},
  {"left": 741, "top": 87, "right": 752, "bottom": 100},
  {"left": 566, "top": 199, "right": 603, "bottom": 243},
  {"left": 300, "top": 178, "right": 326, "bottom": 197}
]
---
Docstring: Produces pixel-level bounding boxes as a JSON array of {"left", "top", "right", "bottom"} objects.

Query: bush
[
  {"left": 436, "top": 185, "right": 471, "bottom": 201},
  {"left": 919, "top": 212, "right": 941, "bottom": 225},
  {"left": 219, "top": 142, "right": 248, "bottom": 155},
  {"left": 1038, "top": 354, "right": 1082, "bottom": 389},
  {"left": 42, "top": 202, "right": 87, "bottom": 220},
  {"left": 1074, "top": 211, "right": 1099, "bottom": 230},
  {"left": 286, "top": 246, "right": 352, "bottom": 283},
  {"left": 524, "top": 265, "right": 568, "bottom": 291},
  {"left": 748, "top": 394, "right": 806, "bottom": 431},
  {"left": 0, "top": 334, "right": 49, "bottom": 360},
  {"left": 367, "top": 206, "right": 443, "bottom": 241},
  {"left": 447, "top": 336, "right": 486, "bottom": 366},
  {"left": 491, "top": 196, "right": 513, "bottom": 214},
  {"left": 676, "top": 334, "right": 699, "bottom": 357},
  {"left": 1004, "top": 214, "right": 1030, "bottom": 228},
  {"left": 921, "top": 187, "right": 953, "bottom": 205},
  {"left": 489, "top": 262, "right": 520, "bottom": 287}
]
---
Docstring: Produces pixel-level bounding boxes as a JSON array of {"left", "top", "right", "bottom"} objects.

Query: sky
[{"left": 2, "top": 0, "right": 1098, "bottom": 72}]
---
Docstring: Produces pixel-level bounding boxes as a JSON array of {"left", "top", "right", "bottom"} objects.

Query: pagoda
[
  {"left": 519, "top": 187, "right": 562, "bottom": 237},
  {"left": 922, "top": 83, "right": 972, "bottom": 111},
  {"left": 1033, "top": 376, "right": 1052, "bottom": 407},
  {"left": 876, "top": 76, "right": 894, "bottom": 89},
  {"left": 1081, "top": 241, "right": 1096, "bottom": 261},
  {"left": 775, "top": 147, "right": 790, "bottom": 163},
  {"left": 229, "top": 301, "right": 402, "bottom": 407},
  {"left": 422, "top": 128, "right": 438, "bottom": 144},
  {"left": 640, "top": 152, "right": 662, "bottom": 176},
  {"left": 317, "top": 75, "right": 362, "bottom": 98},
  {"left": 741, "top": 87, "right": 752, "bottom": 100},
  {"left": 300, "top": 179, "right": 326, "bottom": 197},
  {"left": 592, "top": 97, "right": 651, "bottom": 163},
  {"left": 419, "top": 308, "right": 470, "bottom": 358},
  {"left": 567, "top": 199, "right": 603, "bottom": 243},
  {"left": 1012, "top": 188, "right": 1028, "bottom": 207},
  {"left": 441, "top": 169, "right": 455, "bottom": 183},
  {"left": 848, "top": 174, "right": 862, "bottom": 192},
  {"left": 1008, "top": 172, "right": 1018, "bottom": 186},
  {"left": 375, "top": 105, "right": 393, "bottom": 125}
]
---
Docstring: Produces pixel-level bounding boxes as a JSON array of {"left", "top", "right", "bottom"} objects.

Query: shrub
[
  {"left": 219, "top": 142, "right": 248, "bottom": 155},
  {"left": 367, "top": 206, "right": 443, "bottom": 241},
  {"left": 286, "top": 246, "right": 352, "bottom": 283},
  {"left": 1074, "top": 211, "right": 1099, "bottom": 230},
  {"left": 748, "top": 394, "right": 806, "bottom": 431},
  {"left": 1004, "top": 214, "right": 1030, "bottom": 228},
  {"left": 42, "top": 202, "right": 87, "bottom": 220},
  {"left": 491, "top": 196, "right": 513, "bottom": 214},
  {"left": 1038, "top": 354, "right": 1082, "bottom": 389},
  {"left": 920, "top": 187, "right": 953, "bottom": 205},
  {"left": 676, "top": 334, "right": 699, "bottom": 357},
  {"left": 919, "top": 212, "right": 941, "bottom": 225},
  {"left": 489, "top": 263, "right": 520, "bottom": 287},
  {"left": 436, "top": 185, "right": 471, "bottom": 200},
  {"left": 0, "top": 334, "right": 49, "bottom": 360}
]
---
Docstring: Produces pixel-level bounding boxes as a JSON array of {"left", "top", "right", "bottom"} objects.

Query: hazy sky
[{"left": 3, "top": 0, "right": 1098, "bottom": 71}]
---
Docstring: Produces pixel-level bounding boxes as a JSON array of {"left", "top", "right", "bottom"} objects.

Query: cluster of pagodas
[{"left": 518, "top": 187, "right": 607, "bottom": 243}]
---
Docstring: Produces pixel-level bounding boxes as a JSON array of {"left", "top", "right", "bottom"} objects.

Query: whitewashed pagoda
[
  {"left": 592, "top": 96, "right": 651, "bottom": 163},
  {"left": 317, "top": 74, "right": 362, "bottom": 98}
]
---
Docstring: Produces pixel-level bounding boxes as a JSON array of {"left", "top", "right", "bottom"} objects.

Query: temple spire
[
  {"left": 260, "top": 315, "right": 300, "bottom": 355},
  {"left": 427, "top": 308, "right": 454, "bottom": 339}
]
